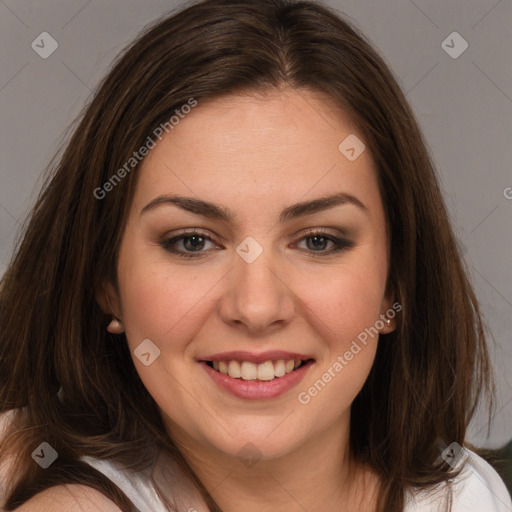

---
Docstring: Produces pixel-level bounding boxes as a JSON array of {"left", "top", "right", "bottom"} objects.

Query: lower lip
[{"left": 201, "top": 360, "right": 314, "bottom": 400}]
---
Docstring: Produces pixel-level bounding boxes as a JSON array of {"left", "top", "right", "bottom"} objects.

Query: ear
[
  {"left": 379, "top": 292, "right": 398, "bottom": 334},
  {"left": 96, "top": 280, "right": 122, "bottom": 319}
]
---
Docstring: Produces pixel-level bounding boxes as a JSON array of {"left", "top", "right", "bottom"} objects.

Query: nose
[{"left": 218, "top": 245, "right": 296, "bottom": 335}]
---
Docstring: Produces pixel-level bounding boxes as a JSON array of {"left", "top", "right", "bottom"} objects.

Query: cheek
[
  {"left": 116, "top": 263, "right": 213, "bottom": 407},
  {"left": 296, "top": 272, "right": 383, "bottom": 413},
  {"left": 303, "top": 265, "right": 387, "bottom": 345},
  {"left": 117, "top": 258, "right": 220, "bottom": 352}
]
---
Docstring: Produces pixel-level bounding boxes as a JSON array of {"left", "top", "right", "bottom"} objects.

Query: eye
[
  {"left": 160, "top": 229, "right": 354, "bottom": 259},
  {"left": 294, "top": 229, "right": 354, "bottom": 258},
  {"left": 160, "top": 230, "right": 219, "bottom": 258}
]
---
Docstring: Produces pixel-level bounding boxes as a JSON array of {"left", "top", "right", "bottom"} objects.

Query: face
[{"left": 101, "top": 88, "right": 393, "bottom": 462}]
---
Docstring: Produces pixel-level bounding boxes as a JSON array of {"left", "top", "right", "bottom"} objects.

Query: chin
[{"left": 204, "top": 425, "right": 306, "bottom": 463}]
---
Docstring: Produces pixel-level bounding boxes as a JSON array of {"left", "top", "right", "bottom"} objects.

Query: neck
[{"left": 163, "top": 414, "right": 379, "bottom": 512}]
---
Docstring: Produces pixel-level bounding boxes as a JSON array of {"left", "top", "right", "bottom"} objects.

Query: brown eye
[
  {"left": 181, "top": 235, "right": 207, "bottom": 251},
  {"left": 161, "top": 231, "right": 219, "bottom": 258},
  {"left": 295, "top": 231, "right": 354, "bottom": 257},
  {"left": 304, "top": 235, "right": 330, "bottom": 251}
]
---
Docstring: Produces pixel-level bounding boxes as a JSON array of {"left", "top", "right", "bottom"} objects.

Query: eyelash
[{"left": 160, "top": 229, "right": 354, "bottom": 259}]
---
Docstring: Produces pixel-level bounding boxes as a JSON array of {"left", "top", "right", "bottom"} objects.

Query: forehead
[{"left": 132, "top": 88, "right": 380, "bottom": 220}]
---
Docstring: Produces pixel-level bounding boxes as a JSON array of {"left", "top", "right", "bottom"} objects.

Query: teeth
[
  {"left": 274, "top": 360, "right": 286, "bottom": 377},
  {"left": 241, "top": 361, "right": 258, "bottom": 380},
  {"left": 257, "top": 361, "right": 275, "bottom": 381},
  {"left": 219, "top": 361, "right": 228, "bottom": 375},
  {"left": 211, "top": 358, "right": 307, "bottom": 380},
  {"left": 228, "top": 360, "right": 241, "bottom": 378}
]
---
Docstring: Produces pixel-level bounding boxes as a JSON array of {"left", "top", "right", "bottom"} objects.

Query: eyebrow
[{"left": 140, "top": 192, "right": 368, "bottom": 223}]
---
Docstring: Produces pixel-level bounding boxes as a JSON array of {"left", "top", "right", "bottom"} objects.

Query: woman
[{"left": 0, "top": 0, "right": 510, "bottom": 510}]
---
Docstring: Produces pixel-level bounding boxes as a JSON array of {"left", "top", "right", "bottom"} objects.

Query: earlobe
[
  {"left": 106, "top": 316, "right": 125, "bottom": 334},
  {"left": 378, "top": 312, "right": 394, "bottom": 334},
  {"left": 379, "top": 293, "right": 397, "bottom": 334}
]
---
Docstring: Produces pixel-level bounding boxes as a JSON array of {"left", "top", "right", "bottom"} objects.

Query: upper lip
[{"left": 198, "top": 350, "right": 315, "bottom": 364}]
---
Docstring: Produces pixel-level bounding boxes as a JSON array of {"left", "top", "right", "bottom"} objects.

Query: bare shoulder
[{"left": 13, "top": 484, "right": 123, "bottom": 512}]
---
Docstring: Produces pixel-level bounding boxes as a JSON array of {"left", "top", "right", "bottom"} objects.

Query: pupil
[
  {"left": 308, "top": 236, "right": 327, "bottom": 250},
  {"left": 185, "top": 236, "right": 204, "bottom": 251}
]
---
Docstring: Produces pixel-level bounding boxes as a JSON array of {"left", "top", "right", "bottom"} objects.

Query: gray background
[{"left": 0, "top": 0, "right": 510, "bottom": 447}]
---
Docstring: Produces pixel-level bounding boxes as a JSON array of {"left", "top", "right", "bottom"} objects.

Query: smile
[
  {"left": 200, "top": 355, "right": 315, "bottom": 400},
  {"left": 206, "top": 358, "right": 311, "bottom": 381}
]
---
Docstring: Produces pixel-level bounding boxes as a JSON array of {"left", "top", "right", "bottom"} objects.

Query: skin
[
  {"left": 99, "top": 88, "right": 393, "bottom": 512},
  {"left": 15, "top": 485, "right": 123, "bottom": 512}
]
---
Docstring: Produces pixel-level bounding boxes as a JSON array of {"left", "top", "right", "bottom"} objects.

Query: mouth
[
  {"left": 198, "top": 350, "right": 315, "bottom": 399},
  {"left": 204, "top": 358, "right": 315, "bottom": 382}
]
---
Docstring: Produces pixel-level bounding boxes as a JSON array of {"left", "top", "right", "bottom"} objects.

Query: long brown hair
[{"left": 0, "top": 0, "right": 494, "bottom": 510}]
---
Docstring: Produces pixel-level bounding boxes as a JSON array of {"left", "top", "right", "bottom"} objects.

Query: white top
[
  {"left": 0, "top": 405, "right": 510, "bottom": 512},
  {"left": 403, "top": 448, "right": 512, "bottom": 511},
  {"left": 80, "top": 456, "right": 167, "bottom": 511},
  {"left": 80, "top": 449, "right": 512, "bottom": 512}
]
